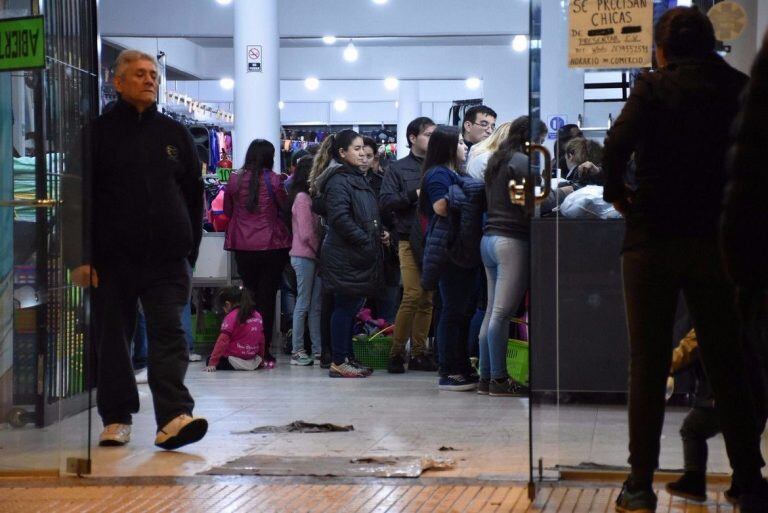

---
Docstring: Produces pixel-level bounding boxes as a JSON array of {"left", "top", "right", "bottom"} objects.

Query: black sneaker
[
  {"left": 320, "top": 351, "right": 332, "bottom": 369},
  {"left": 408, "top": 355, "right": 438, "bottom": 371},
  {"left": 665, "top": 471, "right": 706, "bottom": 502},
  {"left": 616, "top": 479, "right": 657, "bottom": 513},
  {"left": 740, "top": 478, "right": 768, "bottom": 513},
  {"left": 477, "top": 378, "right": 490, "bottom": 395},
  {"left": 349, "top": 358, "right": 373, "bottom": 376},
  {"left": 388, "top": 354, "right": 405, "bottom": 374},
  {"left": 489, "top": 378, "right": 529, "bottom": 397}
]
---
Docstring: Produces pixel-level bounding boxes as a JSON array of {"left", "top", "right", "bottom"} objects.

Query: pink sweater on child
[{"left": 289, "top": 192, "right": 320, "bottom": 259}]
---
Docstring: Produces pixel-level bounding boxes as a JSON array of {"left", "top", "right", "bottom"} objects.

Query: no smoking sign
[{"left": 247, "top": 45, "right": 262, "bottom": 72}]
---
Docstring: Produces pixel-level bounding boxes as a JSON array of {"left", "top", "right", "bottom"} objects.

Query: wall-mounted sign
[
  {"left": 0, "top": 16, "right": 45, "bottom": 72},
  {"left": 247, "top": 45, "right": 262, "bottom": 73},
  {"left": 547, "top": 115, "right": 567, "bottom": 141},
  {"left": 568, "top": 0, "right": 653, "bottom": 69},
  {"left": 708, "top": 1, "right": 747, "bottom": 42}
]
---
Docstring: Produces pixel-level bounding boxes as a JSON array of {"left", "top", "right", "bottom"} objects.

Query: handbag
[{"left": 263, "top": 171, "right": 292, "bottom": 232}]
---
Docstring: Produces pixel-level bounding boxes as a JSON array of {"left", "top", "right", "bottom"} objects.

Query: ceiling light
[
  {"left": 372, "top": 0, "right": 389, "bottom": 4},
  {"left": 304, "top": 77, "right": 320, "bottom": 90},
  {"left": 512, "top": 35, "right": 528, "bottom": 53},
  {"left": 343, "top": 41, "right": 359, "bottom": 62},
  {"left": 395, "top": 101, "right": 399, "bottom": 108},
  {"left": 322, "top": 35, "right": 337, "bottom": 45},
  {"left": 465, "top": 77, "right": 482, "bottom": 90},
  {"left": 334, "top": 99, "right": 348, "bottom": 112},
  {"left": 219, "top": 77, "right": 234, "bottom": 90},
  {"left": 215, "top": 0, "right": 232, "bottom": 5},
  {"left": 384, "top": 77, "right": 399, "bottom": 90},
  {"left": 278, "top": 101, "right": 285, "bottom": 110}
]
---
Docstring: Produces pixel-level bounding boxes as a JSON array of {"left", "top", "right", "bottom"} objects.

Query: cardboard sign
[
  {"left": 247, "top": 45, "right": 262, "bottom": 73},
  {"left": 0, "top": 16, "right": 45, "bottom": 72},
  {"left": 568, "top": 0, "right": 653, "bottom": 69}
]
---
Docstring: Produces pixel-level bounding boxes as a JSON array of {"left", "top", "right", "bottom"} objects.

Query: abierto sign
[
  {"left": 568, "top": 0, "right": 653, "bottom": 69},
  {"left": 0, "top": 16, "right": 45, "bottom": 72}
]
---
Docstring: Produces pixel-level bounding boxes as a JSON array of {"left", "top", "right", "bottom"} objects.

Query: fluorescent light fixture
[
  {"left": 395, "top": 101, "right": 399, "bottom": 109},
  {"left": 512, "top": 35, "right": 528, "bottom": 52},
  {"left": 677, "top": 0, "right": 693, "bottom": 5},
  {"left": 384, "top": 77, "right": 399, "bottom": 90},
  {"left": 322, "top": 35, "right": 337, "bottom": 45},
  {"left": 215, "top": 0, "right": 232, "bottom": 5},
  {"left": 372, "top": 0, "right": 389, "bottom": 4},
  {"left": 278, "top": 101, "right": 285, "bottom": 110},
  {"left": 343, "top": 41, "right": 359, "bottom": 62},
  {"left": 219, "top": 77, "right": 234, "bottom": 90},
  {"left": 304, "top": 77, "right": 320, "bottom": 90},
  {"left": 334, "top": 99, "right": 348, "bottom": 112},
  {"left": 465, "top": 77, "right": 482, "bottom": 90}
]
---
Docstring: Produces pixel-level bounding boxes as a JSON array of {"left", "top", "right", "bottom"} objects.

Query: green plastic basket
[
  {"left": 352, "top": 335, "right": 392, "bottom": 370},
  {"left": 192, "top": 312, "right": 221, "bottom": 353},
  {"left": 506, "top": 339, "right": 529, "bottom": 385}
]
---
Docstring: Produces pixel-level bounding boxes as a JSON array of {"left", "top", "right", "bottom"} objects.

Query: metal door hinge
[{"left": 66, "top": 457, "right": 91, "bottom": 476}]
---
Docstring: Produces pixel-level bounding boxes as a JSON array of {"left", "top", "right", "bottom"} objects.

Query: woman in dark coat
[
  {"left": 312, "top": 129, "right": 388, "bottom": 378},
  {"left": 602, "top": 7, "right": 767, "bottom": 512}
]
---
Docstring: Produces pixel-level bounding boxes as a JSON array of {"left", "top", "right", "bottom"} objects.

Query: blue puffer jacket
[{"left": 420, "top": 175, "right": 486, "bottom": 291}]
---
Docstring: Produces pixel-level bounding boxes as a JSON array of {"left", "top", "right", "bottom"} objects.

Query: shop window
[{"left": 584, "top": 71, "right": 631, "bottom": 102}]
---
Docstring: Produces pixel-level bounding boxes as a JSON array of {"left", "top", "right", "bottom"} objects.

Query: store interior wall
[{"left": 724, "top": 0, "right": 759, "bottom": 74}]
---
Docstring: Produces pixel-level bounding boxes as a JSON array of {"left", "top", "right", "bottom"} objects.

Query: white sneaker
[
  {"left": 188, "top": 353, "right": 203, "bottom": 362},
  {"left": 134, "top": 368, "right": 148, "bottom": 384},
  {"left": 99, "top": 423, "right": 131, "bottom": 446},
  {"left": 154, "top": 414, "right": 208, "bottom": 450}
]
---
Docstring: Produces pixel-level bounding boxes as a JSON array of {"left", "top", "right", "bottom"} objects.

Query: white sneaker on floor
[
  {"left": 188, "top": 353, "right": 203, "bottom": 362},
  {"left": 134, "top": 368, "right": 148, "bottom": 384},
  {"left": 154, "top": 414, "right": 208, "bottom": 450},
  {"left": 99, "top": 423, "right": 131, "bottom": 446}
]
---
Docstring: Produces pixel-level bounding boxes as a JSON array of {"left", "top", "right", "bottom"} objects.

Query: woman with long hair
[
  {"left": 465, "top": 121, "right": 512, "bottom": 180},
  {"left": 419, "top": 125, "right": 476, "bottom": 391},
  {"left": 288, "top": 156, "right": 322, "bottom": 366},
  {"left": 313, "top": 129, "right": 387, "bottom": 378},
  {"left": 224, "top": 139, "right": 291, "bottom": 362}
]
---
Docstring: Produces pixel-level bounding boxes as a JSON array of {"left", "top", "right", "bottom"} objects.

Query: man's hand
[
  {"left": 381, "top": 231, "right": 391, "bottom": 247},
  {"left": 203, "top": 366, "right": 216, "bottom": 372},
  {"left": 71, "top": 265, "right": 99, "bottom": 288},
  {"left": 576, "top": 161, "right": 600, "bottom": 179},
  {"left": 612, "top": 198, "right": 630, "bottom": 215}
]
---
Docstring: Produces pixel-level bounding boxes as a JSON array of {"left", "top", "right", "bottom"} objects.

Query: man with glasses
[{"left": 462, "top": 105, "right": 498, "bottom": 153}]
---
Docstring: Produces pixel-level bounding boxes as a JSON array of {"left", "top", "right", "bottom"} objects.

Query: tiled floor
[
  {"left": 0, "top": 481, "right": 740, "bottom": 512},
  {"left": 0, "top": 356, "right": 736, "bottom": 479}
]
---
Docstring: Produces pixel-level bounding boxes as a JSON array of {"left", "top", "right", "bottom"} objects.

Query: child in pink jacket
[{"left": 204, "top": 287, "right": 265, "bottom": 371}]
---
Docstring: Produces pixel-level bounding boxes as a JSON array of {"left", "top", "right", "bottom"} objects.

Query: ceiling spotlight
[
  {"left": 512, "top": 35, "right": 529, "bottom": 53},
  {"left": 215, "top": 0, "right": 232, "bottom": 5},
  {"left": 395, "top": 101, "right": 399, "bottom": 109},
  {"left": 322, "top": 35, "right": 337, "bottom": 45},
  {"left": 219, "top": 77, "right": 234, "bottom": 90},
  {"left": 372, "top": 0, "right": 389, "bottom": 4},
  {"left": 343, "top": 41, "right": 359, "bottom": 62},
  {"left": 278, "top": 101, "right": 285, "bottom": 110},
  {"left": 384, "top": 77, "right": 399, "bottom": 90},
  {"left": 465, "top": 77, "right": 482, "bottom": 90},
  {"left": 334, "top": 99, "right": 348, "bottom": 112},
  {"left": 304, "top": 77, "right": 320, "bottom": 90}
]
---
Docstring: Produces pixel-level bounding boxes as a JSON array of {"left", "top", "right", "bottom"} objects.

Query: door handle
[
  {"left": 0, "top": 199, "right": 60, "bottom": 208},
  {"left": 507, "top": 143, "right": 553, "bottom": 206}
]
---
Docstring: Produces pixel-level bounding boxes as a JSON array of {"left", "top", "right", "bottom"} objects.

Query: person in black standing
[
  {"left": 69, "top": 50, "right": 207, "bottom": 450},
  {"left": 603, "top": 9, "right": 767, "bottom": 512}
]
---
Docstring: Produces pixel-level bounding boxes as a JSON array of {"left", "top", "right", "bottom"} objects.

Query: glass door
[{"left": 0, "top": 0, "right": 98, "bottom": 476}]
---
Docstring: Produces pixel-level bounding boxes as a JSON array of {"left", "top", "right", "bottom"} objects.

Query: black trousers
[
  {"left": 680, "top": 406, "right": 721, "bottom": 474},
  {"left": 622, "top": 238, "right": 764, "bottom": 489},
  {"left": 93, "top": 258, "right": 194, "bottom": 428},
  {"left": 234, "top": 249, "right": 289, "bottom": 352}
]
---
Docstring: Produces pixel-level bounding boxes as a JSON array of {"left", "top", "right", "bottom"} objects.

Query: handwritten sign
[{"left": 568, "top": 0, "right": 653, "bottom": 69}]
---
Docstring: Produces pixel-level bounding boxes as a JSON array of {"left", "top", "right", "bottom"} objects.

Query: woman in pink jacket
[
  {"left": 288, "top": 157, "right": 322, "bottom": 366},
  {"left": 224, "top": 139, "right": 291, "bottom": 356}
]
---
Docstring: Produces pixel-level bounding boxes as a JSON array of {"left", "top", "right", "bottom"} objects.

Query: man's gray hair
[{"left": 113, "top": 49, "right": 159, "bottom": 79}]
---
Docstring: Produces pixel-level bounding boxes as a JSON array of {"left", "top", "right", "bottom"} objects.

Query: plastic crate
[
  {"left": 352, "top": 335, "right": 392, "bottom": 370},
  {"left": 192, "top": 311, "right": 221, "bottom": 351},
  {"left": 506, "top": 339, "right": 529, "bottom": 385}
]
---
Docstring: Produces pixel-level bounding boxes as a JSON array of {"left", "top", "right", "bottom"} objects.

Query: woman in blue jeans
[
  {"left": 477, "top": 116, "right": 546, "bottom": 396},
  {"left": 419, "top": 125, "right": 477, "bottom": 391}
]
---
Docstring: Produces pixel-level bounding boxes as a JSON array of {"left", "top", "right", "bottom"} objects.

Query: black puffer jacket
[
  {"left": 314, "top": 159, "right": 384, "bottom": 296},
  {"left": 379, "top": 153, "right": 424, "bottom": 237}
]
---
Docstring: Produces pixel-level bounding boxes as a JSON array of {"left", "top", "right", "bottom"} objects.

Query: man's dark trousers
[{"left": 93, "top": 258, "right": 194, "bottom": 429}]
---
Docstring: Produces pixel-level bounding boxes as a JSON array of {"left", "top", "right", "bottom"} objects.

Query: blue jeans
[
  {"left": 437, "top": 262, "right": 477, "bottom": 376},
  {"left": 376, "top": 284, "right": 400, "bottom": 324},
  {"left": 478, "top": 235, "right": 529, "bottom": 380},
  {"left": 331, "top": 294, "right": 365, "bottom": 365},
  {"left": 291, "top": 256, "right": 322, "bottom": 354},
  {"left": 182, "top": 300, "right": 194, "bottom": 353}
]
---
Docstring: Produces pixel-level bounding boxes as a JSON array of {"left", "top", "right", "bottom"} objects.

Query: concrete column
[
  {"left": 396, "top": 80, "right": 420, "bottom": 159},
  {"left": 233, "top": 0, "right": 281, "bottom": 169}
]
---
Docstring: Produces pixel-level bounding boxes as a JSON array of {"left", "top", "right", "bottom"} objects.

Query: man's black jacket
[
  {"left": 378, "top": 152, "right": 423, "bottom": 237},
  {"left": 65, "top": 99, "right": 203, "bottom": 268}
]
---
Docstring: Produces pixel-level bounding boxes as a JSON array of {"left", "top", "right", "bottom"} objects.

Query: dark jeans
[
  {"left": 132, "top": 304, "right": 148, "bottom": 370},
  {"left": 680, "top": 406, "right": 720, "bottom": 474},
  {"left": 331, "top": 293, "right": 364, "bottom": 365},
  {"left": 320, "top": 290, "right": 335, "bottom": 358},
  {"left": 234, "top": 248, "right": 289, "bottom": 352},
  {"left": 93, "top": 258, "right": 194, "bottom": 428},
  {"left": 437, "top": 262, "right": 478, "bottom": 376},
  {"left": 622, "top": 238, "right": 764, "bottom": 489}
]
